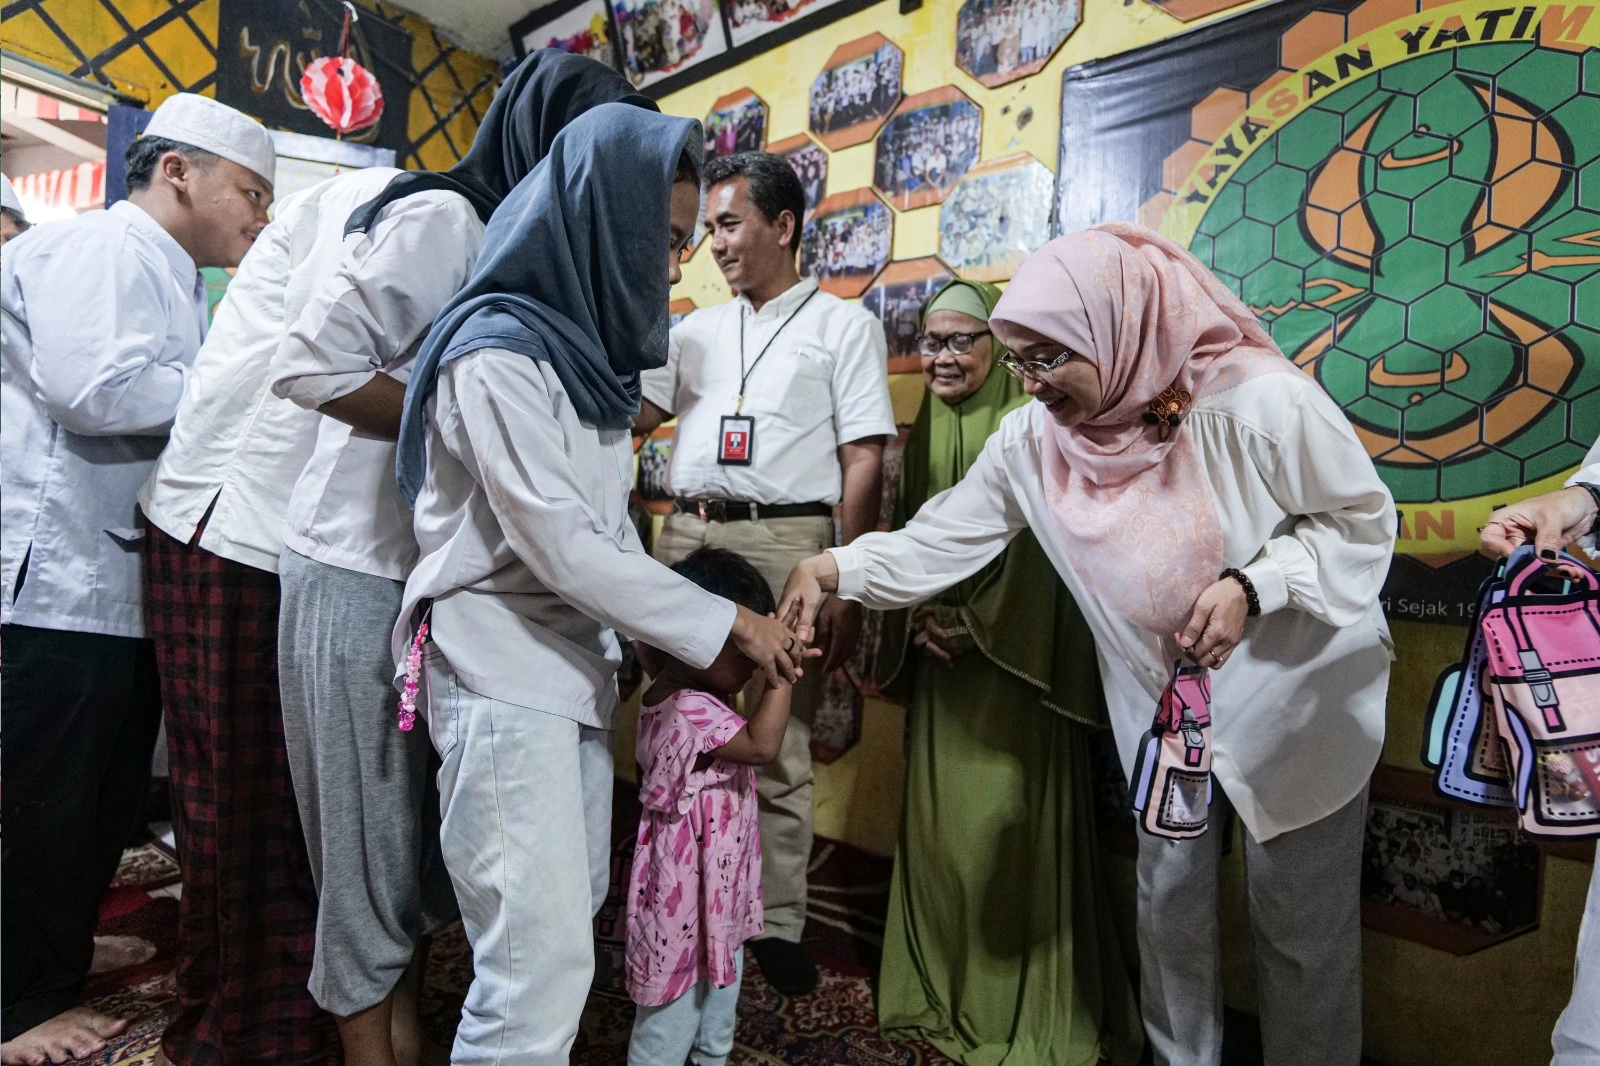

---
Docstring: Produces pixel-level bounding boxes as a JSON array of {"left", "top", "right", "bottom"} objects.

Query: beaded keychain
[{"left": 397, "top": 609, "right": 431, "bottom": 732}]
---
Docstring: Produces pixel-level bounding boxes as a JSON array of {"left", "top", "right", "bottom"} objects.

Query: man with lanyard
[
  {"left": 635, "top": 150, "right": 894, "bottom": 995},
  {"left": 1, "top": 93, "right": 273, "bottom": 1064}
]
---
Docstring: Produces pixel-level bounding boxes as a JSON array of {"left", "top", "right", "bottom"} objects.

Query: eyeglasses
[
  {"left": 916, "top": 330, "right": 991, "bottom": 357},
  {"left": 998, "top": 350, "right": 1075, "bottom": 380}
]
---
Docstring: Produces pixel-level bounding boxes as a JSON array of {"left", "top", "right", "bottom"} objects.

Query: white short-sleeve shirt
[{"left": 641, "top": 278, "right": 896, "bottom": 506}]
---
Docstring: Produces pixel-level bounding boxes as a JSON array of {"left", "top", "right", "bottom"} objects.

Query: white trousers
[
  {"left": 425, "top": 653, "right": 613, "bottom": 1065},
  {"left": 627, "top": 949, "right": 744, "bottom": 1066},
  {"left": 1554, "top": 857, "right": 1600, "bottom": 1064},
  {"left": 1137, "top": 785, "right": 1367, "bottom": 1066}
]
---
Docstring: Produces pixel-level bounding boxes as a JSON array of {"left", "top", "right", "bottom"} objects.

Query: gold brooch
[{"left": 1142, "top": 386, "right": 1192, "bottom": 442}]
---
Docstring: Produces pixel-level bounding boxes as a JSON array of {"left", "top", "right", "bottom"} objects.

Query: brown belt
[{"left": 673, "top": 498, "right": 833, "bottom": 523}]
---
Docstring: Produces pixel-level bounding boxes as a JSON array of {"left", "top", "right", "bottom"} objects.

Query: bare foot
[
  {"left": 0, "top": 1007, "right": 128, "bottom": 1065},
  {"left": 88, "top": 935, "right": 157, "bottom": 975}
]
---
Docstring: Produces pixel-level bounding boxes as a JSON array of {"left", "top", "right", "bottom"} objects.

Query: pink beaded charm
[{"left": 397, "top": 615, "right": 429, "bottom": 732}]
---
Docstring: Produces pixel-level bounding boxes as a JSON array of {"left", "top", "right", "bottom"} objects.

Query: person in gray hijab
[{"left": 395, "top": 103, "right": 808, "bottom": 1062}]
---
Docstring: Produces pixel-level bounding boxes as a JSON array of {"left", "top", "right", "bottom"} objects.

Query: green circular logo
[{"left": 1190, "top": 42, "right": 1600, "bottom": 506}]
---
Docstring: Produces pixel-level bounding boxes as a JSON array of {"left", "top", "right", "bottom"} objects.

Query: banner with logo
[{"left": 1054, "top": 0, "right": 1600, "bottom": 621}]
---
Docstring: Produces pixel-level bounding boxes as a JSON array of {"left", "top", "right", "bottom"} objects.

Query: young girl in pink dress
[{"left": 626, "top": 548, "right": 796, "bottom": 1066}]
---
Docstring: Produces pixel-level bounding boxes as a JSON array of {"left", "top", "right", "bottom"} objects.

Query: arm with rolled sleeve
[
  {"left": 270, "top": 194, "right": 481, "bottom": 410},
  {"left": 832, "top": 427, "right": 1025, "bottom": 609},
  {"left": 453, "top": 351, "right": 736, "bottom": 669},
  {"left": 25, "top": 232, "right": 187, "bottom": 436},
  {"left": 1239, "top": 384, "right": 1396, "bottom": 625}
]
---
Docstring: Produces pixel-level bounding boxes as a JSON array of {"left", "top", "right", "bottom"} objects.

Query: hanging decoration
[{"left": 300, "top": 2, "right": 384, "bottom": 136}]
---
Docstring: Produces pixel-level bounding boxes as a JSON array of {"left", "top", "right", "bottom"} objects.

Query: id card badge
[{"left": 718, "top": 415, "right": 755, "bottom": 465}]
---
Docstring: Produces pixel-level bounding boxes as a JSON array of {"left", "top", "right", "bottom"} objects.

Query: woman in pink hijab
[{"left": 781, "top": 222, "right": 1395, "bottom": 1066}]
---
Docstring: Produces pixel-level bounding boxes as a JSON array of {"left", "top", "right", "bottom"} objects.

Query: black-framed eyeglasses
[
  {"left": 916, "top": 330, "right": 991, "bottom": 357},
  {"left": 998, "top": 350, "right": 1075, "bottom": 380}
]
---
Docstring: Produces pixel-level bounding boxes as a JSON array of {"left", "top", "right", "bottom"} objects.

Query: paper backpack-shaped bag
[
  {"left": 1422, "top": 560, "right": 1514, "bottom": 808},
  {"left": 1129, "top": 661, "right": 1213, "bottom": 839},
  {"left": 1478, "top": 548, "right": 1600, "bottom": 839}
]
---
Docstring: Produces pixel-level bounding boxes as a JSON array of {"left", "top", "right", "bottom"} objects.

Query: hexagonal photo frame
[
  {"left": 861, "top": 257, "right": 956, "bottom": 374},
  {"left": 769, "top": 133, "right": 829, "bottom": 222},
  {"left": 704, "top": 88, "right": 768, "bottom": 160},
  {"left": 939, "top": 152, "right": 1054, "bottom": 282},
  {"left": 801, "top": 188, "right": 894, "bottom": 298},
  {"left": 956, "top": 0, "right": 1081, "bottom": 89},
  {"left": 874, "top": 87, "right": 983, "bottom": 212},
  {"left": 809, "top": 33, "right": 904, "bottom": 151},
  {"left": 1140, "top": 0, "right": 1252, "bottom": 23}
]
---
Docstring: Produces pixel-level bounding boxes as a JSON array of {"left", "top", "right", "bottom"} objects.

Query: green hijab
[{"left": 880, "top": 279, "right": 1106, "bottom": 727}]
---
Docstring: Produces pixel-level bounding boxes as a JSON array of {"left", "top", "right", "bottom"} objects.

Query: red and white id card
[{"left": 718, "top": 415, "right": 754, "bottom": 465}]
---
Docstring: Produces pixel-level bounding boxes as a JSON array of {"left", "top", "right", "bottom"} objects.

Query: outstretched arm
[
  {"left": 451, "top": 351, "right": 804, "bottom": 684},
  {"left": 780, "top": 428, "right": 1026, "bottom": 640}
]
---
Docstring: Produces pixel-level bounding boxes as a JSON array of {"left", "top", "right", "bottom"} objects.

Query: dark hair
[
  {"left": 703, "top": 151, "right": 806, "bottom": 253},
  {"left": 674, "top": 146, "right": 701, "bottom": 186},
  {"left": 670, "top": 547, "right": 775, "bottom": 617},
  {"left": 124, "top": 136, "right": 217, "bottom": 192},
  {"left": 1, "top": 207, "right": 28, "bottom": 232}
]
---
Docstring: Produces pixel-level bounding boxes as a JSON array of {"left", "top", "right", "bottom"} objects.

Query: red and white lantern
[
  {"left": 299, "top": 1, "right": 384, "bottom": 137},
  {"left": 301, "top": 55, "right": 383, "bottom": 135}
]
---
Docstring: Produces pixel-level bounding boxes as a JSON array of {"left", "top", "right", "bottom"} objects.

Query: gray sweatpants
[
  {"left": 1137, "top": 784, "right": 1368, "bottom": 1066},
  {"left": 278, "top": 548, "right": 454, "bottom": 1017}
]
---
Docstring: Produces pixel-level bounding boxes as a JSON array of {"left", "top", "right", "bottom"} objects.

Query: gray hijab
[{"left": 397, "top": 103, "right": 703, "bottom": 505}]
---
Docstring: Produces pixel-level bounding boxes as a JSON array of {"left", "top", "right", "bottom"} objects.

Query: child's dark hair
[{"left": 671, "top": 547, "right": 775, "bottom": 617}]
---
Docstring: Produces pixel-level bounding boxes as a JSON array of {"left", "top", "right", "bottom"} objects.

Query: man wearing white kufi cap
[
  {"left": 0, "top": 91, "right": 272, "bottom": 1062},
  {"left": 1, "top": 174, "right": 29, "bottom": 243}
]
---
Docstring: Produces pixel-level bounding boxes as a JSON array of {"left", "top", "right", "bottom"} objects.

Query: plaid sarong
[{"left": 145, "top": 525, "right": 337, "bottom": 1065}]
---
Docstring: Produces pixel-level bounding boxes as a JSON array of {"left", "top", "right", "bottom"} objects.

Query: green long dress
[{"left": 875, "top": 284, "right": 1142, "bottom": 1066}]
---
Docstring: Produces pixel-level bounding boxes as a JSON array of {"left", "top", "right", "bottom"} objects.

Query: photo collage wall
[{"left": 663, "top": 0, "right": 1077, "bottom": 373}]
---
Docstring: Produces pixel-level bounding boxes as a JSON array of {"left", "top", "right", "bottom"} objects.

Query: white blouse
[{"left": 831, "top": 371, "right": 1397, "bottom": 841}]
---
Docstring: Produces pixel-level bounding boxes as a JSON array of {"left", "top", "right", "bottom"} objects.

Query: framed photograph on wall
[
  {"left": 725, "top": 0, "right": 846, "bottom": 48},
  {"left": 511, "top": 0, "right": 624, "bottom": 71},
  {"left": 610, "top": 0, "right": 730, "bottom": 89},
  {"left": 1361, "top": 766, "right": 1546, "bottom": 955}
]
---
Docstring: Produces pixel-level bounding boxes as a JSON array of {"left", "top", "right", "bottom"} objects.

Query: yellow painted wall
[
  {"left": 661, "top": 0, "right": 1276, "bottom": 306},
  {"left": 1, "top": 0, "right": 498, "bottom": 170}
]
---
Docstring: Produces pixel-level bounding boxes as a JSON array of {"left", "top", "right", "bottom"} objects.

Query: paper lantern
[{"left": 301, "top": 56, "right": 383, "bottom": 136}]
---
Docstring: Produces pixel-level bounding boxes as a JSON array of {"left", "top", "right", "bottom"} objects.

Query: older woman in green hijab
[{"left": 875, "top": 279, "right": 1141, "bottom": 1066}]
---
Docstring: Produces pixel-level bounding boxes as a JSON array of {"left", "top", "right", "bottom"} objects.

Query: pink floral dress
[{"left": 625, "top": 689, "right": 764, "bottom": 1008}]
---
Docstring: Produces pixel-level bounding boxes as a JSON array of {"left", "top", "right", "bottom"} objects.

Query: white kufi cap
[
  {"left": 1, "top": 174, "right": 24, "bottom": 221},
  {"left": 144, "top": 93, "right": 275, "bottom": 188}
]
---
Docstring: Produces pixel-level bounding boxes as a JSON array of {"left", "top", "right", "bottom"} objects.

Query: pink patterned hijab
[{"left": 990, "top": 222, "right": 1296, "bottom": 635}]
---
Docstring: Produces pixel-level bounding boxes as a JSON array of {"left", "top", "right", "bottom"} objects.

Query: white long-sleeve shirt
[
  {"left": 2, "top": 200, "right": 208, "bottom": 637},
  {"left": 140, "top": 167, "right": 403, "bottom": 573},
  {"left": 271, "top": 189, "right": 485, "bottom": 580},
  {"left": 831, "top": 371, "right": 1397, "bottom": 841},
  {"left": 397, "top": 349, "right": 737, "bottom": 728}
]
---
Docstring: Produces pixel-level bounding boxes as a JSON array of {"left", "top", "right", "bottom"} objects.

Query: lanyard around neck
[{"left": 736, "top": 287, "right": 819, "bottom": 415}]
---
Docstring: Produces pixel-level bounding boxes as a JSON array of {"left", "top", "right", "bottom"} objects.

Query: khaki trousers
[{"left": 653, "top": 511, "right": 833, "bottom": 942}]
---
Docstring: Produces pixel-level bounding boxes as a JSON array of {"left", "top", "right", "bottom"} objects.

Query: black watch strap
[{"left": 1577, "top": 482, "right": 1600, "bottom": 537}]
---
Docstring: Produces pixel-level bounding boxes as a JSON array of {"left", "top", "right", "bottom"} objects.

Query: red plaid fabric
[{"left": 145, "top": 526, "right": 338, "bottom": 1065}]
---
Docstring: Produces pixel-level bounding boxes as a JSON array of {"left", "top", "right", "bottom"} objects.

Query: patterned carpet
[{"left": 53, "top": 783, "right": 957, "bottom": 1065}]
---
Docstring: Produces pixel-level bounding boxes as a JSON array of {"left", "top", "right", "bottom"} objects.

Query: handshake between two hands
[{"left": 728, "top": 554, "right": 860, "bottom": 688}]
